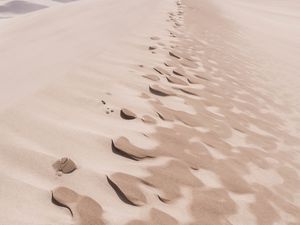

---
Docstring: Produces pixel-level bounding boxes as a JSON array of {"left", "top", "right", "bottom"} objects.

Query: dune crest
[{"left": 0, "top": 0, "right": 300, "bottom": 224}]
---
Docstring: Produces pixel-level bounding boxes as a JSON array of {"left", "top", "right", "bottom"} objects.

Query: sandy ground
[
  {"left": 0, "top": 0, "right": 300, "bottom": 224},
  {"left": 0, "top": 0, "right": 74, "bottom": 18}
]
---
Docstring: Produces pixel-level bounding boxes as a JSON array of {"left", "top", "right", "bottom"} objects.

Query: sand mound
[
  {"left": 149, "top": 84, "right": 175, "bottom": 96},
  {"left": 112, "top": 137, "right": 153, "bottom": 160},
  {"left": 107, "top": 173, "right": 147, "bottom": 206},
  {"left": 53, "top": 157, "right": 77, "bottom": 174},
  {"left": 166, "top": 75, "right": 188, "bottom": 85},
  {"left": 141, "top": 115, "right": 156, "bottom": 124},
  {"left": 52, "top": 187, "right": 105, "bottom": 225},
  {"left": 143, "top": 74, "right": 160, "bottom": 81},
  {"left": 1, "top": 0, "right": 300, "bottom": 224},
  {"left": 120, "top": 108, "right": 137, "bottom": 120}
]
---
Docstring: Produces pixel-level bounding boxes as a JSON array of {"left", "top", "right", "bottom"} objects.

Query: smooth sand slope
[
  {"left": 0, "top": 0, "right": 300, "bottom": 225},
  {"left": 0, "top": 0, "right": 76, "bottom": 18}
]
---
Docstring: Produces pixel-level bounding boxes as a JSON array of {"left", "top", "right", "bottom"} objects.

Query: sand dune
[{"left": 0, "top": 0, "right": 300, "bottom": 224}]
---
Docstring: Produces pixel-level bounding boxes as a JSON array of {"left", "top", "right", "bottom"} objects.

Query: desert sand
[{"left": 0, "top": 0, "right": 300, "bottom": 224}]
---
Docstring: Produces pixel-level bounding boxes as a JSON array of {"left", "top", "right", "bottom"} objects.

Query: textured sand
[{"left": 0, "top": 0, "right": 300, "bottom": 224}]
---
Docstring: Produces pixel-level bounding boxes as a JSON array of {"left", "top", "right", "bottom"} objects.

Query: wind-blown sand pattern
[
  {"left": 0, "top": 0, "right": 300, "bottom": 224},
  {"left": 52, "top": 186, "right": 106, "bottom": 225}
]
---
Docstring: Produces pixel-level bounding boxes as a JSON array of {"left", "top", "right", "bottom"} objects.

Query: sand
[{"left": 0, "top": 0, "right": 300, "bottom": 224}]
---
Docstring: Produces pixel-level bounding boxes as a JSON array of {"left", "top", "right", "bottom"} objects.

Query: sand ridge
[{"left": 0, "top": 0, "right": 300, "bottom": 224}]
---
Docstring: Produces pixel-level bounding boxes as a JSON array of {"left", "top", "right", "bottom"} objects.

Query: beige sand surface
[
  {"left": 0, "top": 0, "right": 300, "bottom": 224},
  {"left": 0, "top": 0, "right": 75, "bottom": 18}
]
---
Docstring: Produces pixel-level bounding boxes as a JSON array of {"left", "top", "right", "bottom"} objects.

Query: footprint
[
  {"left": 164, "top": 61, "right": 176, "bottom": 67},
  {"left": 153, "top": 66, "right": 170, "bottom": 76},
  {"left": 111, "top": 137, "right": 153, "bottom": 160},
  {"left": 175, "top": 22, "right": 181, "bottom": 27},
  {"left": 144, "top": 160, "right": 203, "bottom": 201},
  {"left": 120, "top": 108, "right": 137, "bottom": 120},
  {"left": 166, "top": 76, "right": 188, "bottom": 85},
  {"left": 169, "top": 32, "right": 176, "bottom": 37},
  {"left": 173, "top": 67, "right": 186, "bottom": 76},
  {"left": 195, "top": 74, "right": 210, "bottom": 81},
  {"left": 150, "top": 208, "right": 180, "bottom": 225},
  {"left": 142, "top": 115, "right": 156, "bottom": 124},
  {"left": 158, "top": 195, "right": 170, "bottom": 203},
  {"left": 179, "top": 87, "right": 202, "bottom": 96},
  {"left": 174, "top": 110, "right": 204, "bottom": 127},
  {"left": 142, "top": 74, "right": 160, "bottom": 81},
  {"left": 180, "top": 59, "right": 198, "bottom": 68},
  {"left": 148, "top": 46, "right": 157, "bottom": 50},
  {"left": 53, "top": 157, "right": 77, "bottom": 174},
  {"left": 107, "top": 173, "right": 147, "bottom": 206},
  {"left": 153, "top": 103, "right": 175, "bottom": 121},
  {"left": 52, "top": 187, "right": 106, "bottom": 225},
  {"left": 140, "top": 93, "right": 151, "bottom": 99},
  {"left": 150, "top": 36, "right": 160, "bottom": 40},
  {"left": 125, "top": 208, "right": 179, "bottom": 225},
  {"left": 149, "top": 84, "right": 175, "bottom": 96},
  {"left": 169, "top": 51, "right": 181, "bottom": 59},
  {"left": 187, "top": 76, "right": 206, "bottom": 84}
]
